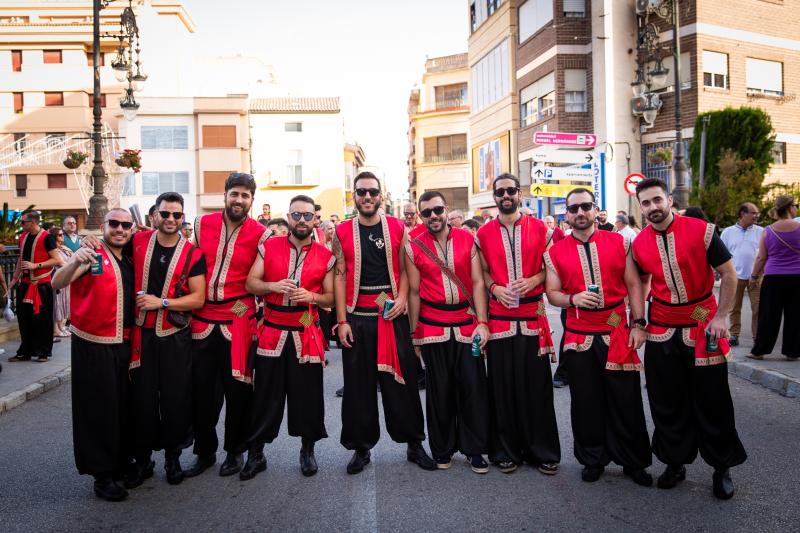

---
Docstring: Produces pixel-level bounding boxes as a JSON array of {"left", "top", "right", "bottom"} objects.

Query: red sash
[
  {"left": 20, "top": 230, "right": 54, "bottom": 315},
  {"left": 564, "top": 303, "right": 641, "bottom": 371},
  {"left": 356, "top": 292, "right": 404, "bottom": 384},
  {"left": 648, "top": 294, "right": 731, "bottom": 366}
]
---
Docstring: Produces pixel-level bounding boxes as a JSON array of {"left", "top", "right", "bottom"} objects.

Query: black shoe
[
  {"left": 93, "top": 477, "right": 128, "bottom": 502},
  {"left": 538, "top": 462, "right": 559, "bottom": 475},
  {"left": 494, "top": 460, "right": 517, "bottom": 473},
  {"left": 8, "top": 354, "right": 31, "bottom": 362},
  {"left": 657, "top": 464, "right": 686, "bottom": 489},
  {"left": 123, "top": 459, "right": 155, "bottom": 489},
  {"left": 406, "top": 442, "right": 436, "bottom": 471},
  {"left": 35, "top": 355, "right": 49, "bottom": 362},
  {"left": 239, "top": 451, "right": 267, "bottom": 481},
  {"left": 347, "top": 449, "right": 371, "bottom": 475},
  {"left": 469, "top": 455, "right": 489, "bottom": 474},
  {"left": 581, "top": 466, "right": 604, "bottom": 482},
  {"left": 623, "top": 467, "right": 653, "bottom": 487},
  {"left": 434, "top": 455, "right": 452, "bottom": 470},
  {"left": 729, "top": 336, "right": 739, "bottom": 347},
  {"left": 712, "top": 468, "right": 735, "bottom": 500},
  {"left": 164, "top": 455, "right": 184, "bottom": 485},
  {"left": 183, "top": 454, "right": 216, "bottom": 478},
  {"left": 335, "top": 386, "right": 344, "bottom": 398},
  {"left": 552, "top": 379, "right": 568, "bottom": 388},
  {"left": 300, "top": 439, "right": 318, "bottom": 477},
  {"left": 219, "top": 452, "right": 243, "bottom": 477}
]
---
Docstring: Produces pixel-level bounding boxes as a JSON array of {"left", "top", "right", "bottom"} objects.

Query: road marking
[{"left": 349, "top": 451, "right": 378, "bottom": 533}]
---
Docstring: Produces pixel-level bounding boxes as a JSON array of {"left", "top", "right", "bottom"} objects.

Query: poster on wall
[{"left": 472, "top": 132, "right": 510, "bottom": 193}]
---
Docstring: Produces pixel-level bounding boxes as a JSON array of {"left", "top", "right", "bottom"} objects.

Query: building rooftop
[
  {"left": 424, "top": 53, "right": 468, "bottom": 73},
  {"left": 249, "top": 97, "right": 340, "bottom": 114}
]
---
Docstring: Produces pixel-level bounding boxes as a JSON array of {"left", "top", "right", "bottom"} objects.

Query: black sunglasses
[
  {"left": 107, "top": 220, "right": 134, "bottom": 229},
  {"left": 159, "top": 211, "right": 184, "bottom": 220},
  {"left": 566, "top": 202, "right": 595, "bottom": 214},
  {"left": 420, "top": 206, "right": 446, "bottom": 218},
  {"left": 290, "top": 212, "right": 315, "bottom": 222},
  {"left": 355, "top": 188, "right": 381, "bottom": 198},
  {"left": 493, "top": 187, "right": 519, "bottom": 197}
]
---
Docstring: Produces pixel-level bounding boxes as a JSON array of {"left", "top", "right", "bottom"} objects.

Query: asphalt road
[{"left": 1, "top": 339, "right": 799, "bottom": 532}]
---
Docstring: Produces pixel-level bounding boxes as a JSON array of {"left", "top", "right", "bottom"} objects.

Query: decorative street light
[{"left": 87, "top": 0, "right": 146, "bottom": 229}]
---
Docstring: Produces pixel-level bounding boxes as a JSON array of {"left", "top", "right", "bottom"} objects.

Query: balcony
[
  {"left": 423, "top": 152, "right": 467, "bottom": 164},
  {"left": 434, "top": 96, "right": 467, "bottom": 110}
]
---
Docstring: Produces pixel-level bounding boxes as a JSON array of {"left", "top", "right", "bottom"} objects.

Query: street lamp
[{"left": 87, "top": 0, "right": 146, "bottom": 230}]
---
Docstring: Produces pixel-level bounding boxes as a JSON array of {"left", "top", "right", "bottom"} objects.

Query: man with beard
[
  {"left": 597, "top": 210, "right": 614, "bottom": 231},
  {"left": 476, "top": 173, "right": 560, "bottom": 474},
  {"left": 406, "top": 191, "right": 491, "bottom": 473},
  {"left": 632, "top": 178, "right": 745, "bottom": 499},
  {"left": 53, "top": 209, "right": 135, "bottom": 501},
  {"left": 128, "top": 192, "right": 206, "bottom": 485},
  {"left": 183, "top": 173, "right": 269, "bottom": 479},
  {"left": 544, "top": 188, "right": 652, "bottom": 486},
  {"left": 242, "top": 195, "right": 334, "bottom": 479},
  {"left": 333, "top": 171, "right": 435, "bottom": 474},
  {"left": 311, "top": 203, "right": 325, "bottom": 243}
]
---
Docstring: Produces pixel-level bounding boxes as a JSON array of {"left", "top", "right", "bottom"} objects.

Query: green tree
[{"left": 700, "top": 150, "right": 766, "bottom": 227}]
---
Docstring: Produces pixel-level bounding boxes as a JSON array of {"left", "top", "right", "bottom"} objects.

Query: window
[
  {"left": 703, "top": 51, "right": 728, "bottom": 89},
  {"left": 520, "top": 72, "right": 555, "bottom": 126},
  {"left": 423, "top": 134, "right": 468, "bottom": 163},
  {"left": 43, "top": 50, "right": 62, "bottom": 64},
  {"left": 141, "top": 126, "right": 188, "bottom": 149},
  {"left": 771, "top": 142, "right": 787, "bottom": 165},
  {"left": 122, "top": 173, "right": 136, "bottom": 196},
  {"left": 203, "top": 171, "right": 233, "bottom": 193},
  {"left": 284, "top": 122, "right": 303, "bottom": 132},
  {"left": 47, "top": 173, "right": 67, "bottom": 189},
  {"left": 470, "top": 0, "right": 488, "bottom": 33},
  {"left": 141, "top": 171, "right": 190, "bottom": 195},
  {"left": 11, "top": 50, "right": 22, "bottom": 71},
  {"left": 519, "top": 0, "right": 553, "bottom": 42},
  {"left": 45, "top": 92, "right": 64, "bottom": 106},
  {"left": 46, "top": 133, "right": 65, "bottom": 149},
  {"left": 746, "top": 58, "right": 783, "bottom": 96},
  {"left": 435, "top": 83, "right": 468, "bottom": 109},
  {"left": 86, "top": 50, "right": 104, "bottom": 67},
  {"left": 286, "top": 150, "right": 303, "bottom": 184},
  {"left": 13, "top": 133, "right": 26, "bottom": 155},
  {"left": 15, "top": 174, "right": 27, "bottom": 198},
  {"left": 88, "top": 93, "right": 107, "bottom": 108},
  {"left": 563, "top": 0, "right": 585, "bottom": 17},
  {"left": 13, "top": 92, "right": 23, "bottom": 113},
  {"left": 565, "top": 69, "right": 587, "bottom": 112},
  {"left": 487, "top": 0, "right": 499, "bottom": 16},
  {"left": 202, "top": 125, "right": 237, "bottom": 147},
  {"left": 470, "top": 38, "right": 510, "bottom": 113}
]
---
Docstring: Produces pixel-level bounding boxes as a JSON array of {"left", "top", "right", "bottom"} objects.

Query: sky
[{"left": 184, "top": 0, "right": 469, "bottom": 198}]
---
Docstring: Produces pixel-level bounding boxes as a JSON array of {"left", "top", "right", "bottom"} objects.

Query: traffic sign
[
  {"left": 624, "top": 173, "right": 646, "bottom": 196},
  {"left": 532, "top": 165, "right": 593, "bottom": 183},
  {"left": 530, "top": 148, "right": 596, "bottom": 165},
  {"left": 533, "top": 131, "right": 597, "bottom": 147},
  {"left": 529, "top": 183, "right": 577, "bottom": 198}
]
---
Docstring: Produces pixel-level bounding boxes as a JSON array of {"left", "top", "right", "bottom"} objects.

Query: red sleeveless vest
[
  {"left": 70, "top": 241, "right": 125, "bottom": 344},
  {"left": 19, "top": 230, "right": 55, "bottom": 314}
]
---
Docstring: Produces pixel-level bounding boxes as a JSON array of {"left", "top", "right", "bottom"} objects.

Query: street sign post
[
  {"left": 533, "top": 131, "right": 597, "bottom": 147},
  {"left": 532, "top": 165, "right": 593, "bottom": 183},
  {"left": 530, "top": 148, "right": 596, "bottom": 165},
  {"left": 624, "top": 172, "right": 646, "bottom": 196},
  {"left": 529, "top": 183, "right": 579, "bottom": 197}
]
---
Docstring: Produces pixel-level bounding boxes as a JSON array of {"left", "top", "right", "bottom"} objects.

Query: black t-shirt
[
  {"left": 597, "top": 222, "right": 615, "bottom": 232},
  {"left": 146, "top": 241, "right": 206, "bottom": 296},
  {"left": 358, "top": 222, "right": 391, "bottom": 287},
  {"left": 115, "top": 254, "right": 135, "bottom": 327}
]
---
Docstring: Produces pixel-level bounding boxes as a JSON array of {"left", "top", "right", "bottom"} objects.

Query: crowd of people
[{"left": 5, "top": 168, "right": 799, "bottom": 506}]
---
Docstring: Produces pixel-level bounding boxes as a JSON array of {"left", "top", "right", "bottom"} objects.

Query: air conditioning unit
[
  {"left": 635, "top": 0, "right": 659, "bottom": 16},
  {"left": 631, "top": 95, "right": 647, "bottom": 116}
]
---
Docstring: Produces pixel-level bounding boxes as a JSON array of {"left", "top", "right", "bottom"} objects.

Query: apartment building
[
  {"left": 344, "top": 142, "right": 366, "bottom": 214},
  {"left": 407, "top": 53, "right": 471, "bottom": 212}
]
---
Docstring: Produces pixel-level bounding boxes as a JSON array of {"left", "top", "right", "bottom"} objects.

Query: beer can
[
  {"left": 136, "top": 290, "right": 146, "bottom": 296},
  {"left": 294, "top": 279, "right": 300, "bottom": 288},
  {"left": 382, "top": 299, "right": 395, "bottom": 320},
  {"left": 90, "top": 253, "right": 103, "bottom": 275},
  {"left": 471, "top": 335, "right": 482, "bottom": 357},
  {"left": 706, "top": 330, "right": 718, "bottom": 353},
  {"left": 587, "top": 284, "right": 600, "bottom": 294}
]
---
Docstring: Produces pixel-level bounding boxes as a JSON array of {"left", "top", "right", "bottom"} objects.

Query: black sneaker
[
  {"left": 469, "top": 455, "right": 489, "bottom": 474},
  {"left": 434, "top": 455, "right": 452, "bottom": 470},
  {"left": 581, "top": 466, "right": 604, "bottom": 482},
  {"left": 93, "top": 477, "right": 128, "bottom": 502},
  {"left": 538, "top": 462, "right": 559, "bottom": 475},
  {"left": 623, "top": 467, "right": 653, "bottom": 487},
  {"left": 657, "top": 464, "right": 686, "bottom": 489},
  {"left": 495, "top": 461, "right": 517, "bottom": 474},
  {"left": 8, "top": 354, "right": 31, "bottom": 362},
  {"left": 729, "top": 336, "right": 739, "bottom": 347}
]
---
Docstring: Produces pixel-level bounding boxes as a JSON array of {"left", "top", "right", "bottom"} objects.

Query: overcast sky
[{"left": 186, "top": 0, "right": 469, "bottom": 197}]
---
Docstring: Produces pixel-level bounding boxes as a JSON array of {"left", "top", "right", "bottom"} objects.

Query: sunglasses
[
  {"left": 566, "top": 202, "right": 595, "bottom": 214},
  {"left": 107, "top": 220, "right": 134, "bottom": 229},
  {"left": 493, "top": 187, "right": 519, "bottom": 197},
  {"left": 420, "top": 206, "right": 446, "bottom": 218},
  {"left": 290, "top": 212, "right": 315, "bottom": 222},
  {"left": 159, "top": 211, "right": 184, "bottom": 220},
  {"left": 355, "top": 188, "right": 381, "bottom": 198}
]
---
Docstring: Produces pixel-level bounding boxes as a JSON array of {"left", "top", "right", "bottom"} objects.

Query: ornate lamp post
[{"left": 87, "top": 0, "right": 147, "bottom": 229}]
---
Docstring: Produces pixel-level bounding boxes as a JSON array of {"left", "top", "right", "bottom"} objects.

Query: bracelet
[
  {"left": 337, "top": 320, "right": 348, "bottom": 326},
  {"left": 489, "top": 282, "right": 497, "bottom": 294},
  {"left": 478, "top": 320, "right": 489, "bottom": 326}
]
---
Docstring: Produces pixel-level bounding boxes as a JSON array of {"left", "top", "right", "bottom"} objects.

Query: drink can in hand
[
  {"left": 706, "top": 330, "right": 718, "bottom": 353},
  {"left": 90, "top": 253, "right": 103, "bottom": 275},
  {"left": 382, "top": 299, "right": 395, "bottom": 320},
  {"left": 471, "top": 335, "right": 482, "bottom": 357},
  {"left": 587, "top": 284, "right": 600, "bottom": 294}
]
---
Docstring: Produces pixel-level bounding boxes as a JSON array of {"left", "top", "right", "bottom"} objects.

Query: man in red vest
[
  {"left": 633, "top": 178, "right": 746, "bottom": 499},
  {"left": 241, "top": 195, "right": 334, "bottom": 479},
  {"left": 406, "top": 191, "right": 491, "bottom": 474},
  {"left": 183, "top": 173, "right": 268, "bottom": 479},
  {"left": 53, "top": 208, "right": 135, "bottom": 502},
  {"left": 130, "top": 192, "right": 206, "bottom": 485},
  {"left": 8, "top": 209, "right": 63, "bottom": 363},
  {"left": 544, "top": 188, "right": 652, "bottom": 486},
  {"left": 333, "top": 172, "right": 435, "bottom": 474},
  {"left": 477, "top": 173, "right": 560, "bottom": 475}
]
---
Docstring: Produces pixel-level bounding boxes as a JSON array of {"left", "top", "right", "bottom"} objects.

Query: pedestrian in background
[
  {"left": 749, "top": 196, "right": 800, "bottom": 360},
  {"left": 614, "top": 214, "right": 638, "bottom": 241},
  {"left": 49, "top": 226, "right": 72, "bottom": 339},
  {"left": 544, "top": 216, "right": 565, "bottom": 243},
  {"left": 62, "top": 215, "right": 81, "bottom": 252},
  {"left": 596, "top": 210, "right": 614, "bottom": 231},
  {"left": 720, "top": 203, "right": 763, "bottom": 347}
]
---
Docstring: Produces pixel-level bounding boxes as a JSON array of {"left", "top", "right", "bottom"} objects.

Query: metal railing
[
  {"left": 0, "top": 245, "right": 20, "bottom": 311},
  {"left": 423, "top": 152, "right": 468, "bottom": 164},
  {"left": 434, "top": 96, "right": 467, "bottom": 110}
]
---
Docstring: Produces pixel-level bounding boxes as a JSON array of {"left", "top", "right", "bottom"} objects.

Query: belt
[{"left": 420, "top": 298, "right": 469, "bottom": 311}]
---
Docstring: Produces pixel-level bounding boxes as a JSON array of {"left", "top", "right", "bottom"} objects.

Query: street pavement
[{"left": 1, "top": 306, "right": 799, "bottom": 532}]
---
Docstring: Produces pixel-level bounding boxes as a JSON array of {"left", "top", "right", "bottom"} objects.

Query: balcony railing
[
  {"left": 434, "top": 96, "right": 467, "bottom": 110},
  {"left": 423, "top": 152, "right": 468, "bottom": 164}
]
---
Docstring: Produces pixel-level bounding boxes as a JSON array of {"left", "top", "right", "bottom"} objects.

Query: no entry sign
[{"left": 624, "top": 173, "right": 646, "bottom": 196}]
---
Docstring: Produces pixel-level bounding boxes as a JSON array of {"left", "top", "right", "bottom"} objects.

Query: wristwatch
[
  {"left": 162, "top": 298, "right": 170, "bottom": 308},
  {"left": 632, "top": 318, "right": 647, "bottom": 329}
]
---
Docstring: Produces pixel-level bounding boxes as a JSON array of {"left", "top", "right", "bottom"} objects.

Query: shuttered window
[
  {"left": 45, "top": 92, "right": 64, "bottom": 106},
  {"left": 13, "top": 92, "right": 23, "bottom": 113},
  {"left": 202, "top": 125, "right": 237, "bottom": 148},
  {"left": 43, "top": 50, "right": 62, "bottom": 64},
  {"left": 203, "top": 171, "right": 233, "bottom": 193},
  {"left": 11, "top": 50, "right": 22, "bottom": 71},
  {"left": 48, "top": 173, "right": 67, "bottom": 189}
]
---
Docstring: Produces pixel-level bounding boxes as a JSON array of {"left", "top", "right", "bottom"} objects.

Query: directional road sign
[
  {"left": 530, "top": 149, "right": 596, "bottom": 165},
  {"left": 529, "top": 183, "right": 578, "bottom": 198},
  {"left": 533, "top": 131, "right": 597, "bottom": 147},
  {"left": 531, "top": 165, "right": 593, "bottom": 183}
]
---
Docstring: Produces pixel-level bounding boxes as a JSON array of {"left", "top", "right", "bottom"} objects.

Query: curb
[
  {"left": 729, "top": 360, "right": 800, "bottom": 401},
  {"left": 0, "top": 367, "right": 71, "bottom": 416}
]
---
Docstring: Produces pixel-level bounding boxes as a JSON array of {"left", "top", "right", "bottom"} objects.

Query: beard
[
  {"left": 355, "top": 199, "right": 379, "bottom": 217},
  {"left": 158, "top": 222, "right": 179, "bottom": 235},
  {"left": 495, "top": 196, "right": 518, "bottom": 215},
  {"left": 291, "top": 225, "right": 312, "bottom": 240},
  {"left": 425, "top": 217, "right": 446, "bottom": 234},
  {"left": 646, "top": 207, "right": 669, "bottom": 224},
  {"left": 569, "top": 216, "right": 593, "bottom": 230},
  {"left": 226, "top": 203, "right": 248, "bottom": 222}
]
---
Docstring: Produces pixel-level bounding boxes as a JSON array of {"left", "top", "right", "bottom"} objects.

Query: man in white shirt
[
  {"left": 614, "top": 214, "right": 638, "bottom": 241},
  {"left": 720, "top": 203, "right": 763, "bottom": 347}
]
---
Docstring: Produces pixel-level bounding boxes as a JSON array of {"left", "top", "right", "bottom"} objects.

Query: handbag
[
  {"left": 167, "top": 245, "right": 194, "bottom": 329},
  {"left": 411, "top": 237, "right": 476, "bottom": 314}
]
